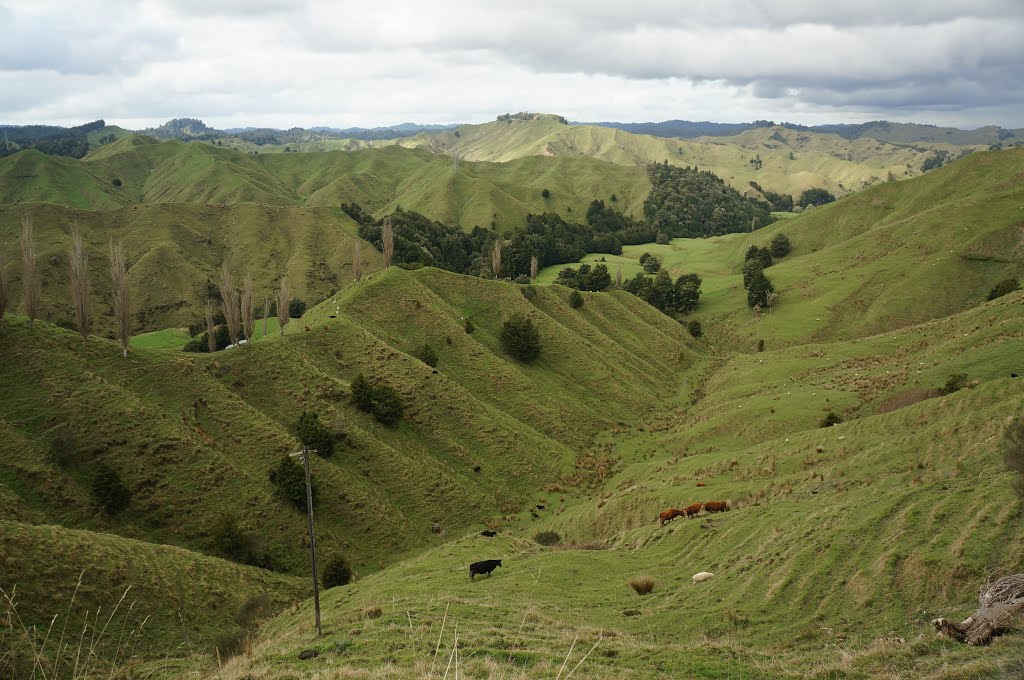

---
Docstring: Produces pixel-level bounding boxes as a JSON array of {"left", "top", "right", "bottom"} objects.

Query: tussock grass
[{"left": 628, "top": 576, "right": 656, "bottom": 596}]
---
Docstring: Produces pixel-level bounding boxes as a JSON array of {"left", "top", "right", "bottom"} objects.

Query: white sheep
[{"left": 692, "top": 572, "right": 714, "bottom": 584}]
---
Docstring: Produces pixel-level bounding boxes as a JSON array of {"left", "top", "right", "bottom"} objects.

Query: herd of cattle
[{"left": 658, "top": 500, "right": 730, "bottom": 526}]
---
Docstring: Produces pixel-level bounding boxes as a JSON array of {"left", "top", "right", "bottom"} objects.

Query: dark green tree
[
  {"left": 92, "top": 464, "right": 131, "bottom": 514},
  {"left": 418, "top": 343, "right": 439, "bottom": 367},
  {"left": 351, "top": 373, "right": 375, "bottom": 411},
  {"left": 581, "top": 263, "right": 611, "bottom": 291},
  {"left": 798, "top": 188, "right": 836, "bottom": 207},
  {"left": 288, "top": 299, "right": 307, "bottom": 318},
  {"left": 769, "top": 233, "right": 791, "bottom": 258},
  {"left": 269, "top": 455, "right": 315, "bottom": 511},
  {"left": 322, "top": 556, "right": 353, "bottom": 588},
  {"left": 370, "top": 383, "right": 404, "bottom": 426},
  {"left": 642, "top": 257, "right": 661, "bottom": 274},
  {"left": 674, "top": 273, "right": 702, "bottom": 314},
  {"left": 569, "top": 290, "right": 584, "bottom": 308},
  {"left": 296, "top": 411, "right": 334, "bottom": 458},
  {"left": 987, "top": 278, "right": 1020, "bottom": 301},
  {"left": 820, "top": 412, "right": 843, "bottom": 427},
  {"left": 500, "top": 313, "right": 541, "bottom": 362},
  {"left": 747, "top": 270, "right": 775, "bottom": 308},
  {"left": 649, "top": 269, "right": 675, "bottom": 312},
  {"left": 686, "top": 319, "right": 703, "bottom": 338}
]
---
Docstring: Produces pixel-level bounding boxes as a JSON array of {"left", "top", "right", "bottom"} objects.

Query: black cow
[
  {"left": 480, "top": 530, "right": 497, "bottom": 537},
  {"left": 469, "top": 559, "right": 502, "bottom": 580}
]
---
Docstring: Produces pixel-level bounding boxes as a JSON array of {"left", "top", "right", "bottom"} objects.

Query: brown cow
[
  {"left": 659, "top": 508, "right": 684, "bottom": 526},
  {"left": 703, "top": 500, "right": 730, "bottom": 514},
  {"left": 682, "top": 502, "right": 703, "bottom": 518}
]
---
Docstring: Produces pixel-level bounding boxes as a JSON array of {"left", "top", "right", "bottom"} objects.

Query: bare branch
[
  {"left": 205, "top": 300, "right": 216, "bottom": 352},
  {"left": 241, "top": 272, "right": 255, "bottom": 344},
  {"left": 381, "top": 219, "right": 394, "bottom": 269},
  {"left": 277, "top": 278, "right": 290, "bottom": 336},
  {"left": 109, "top": 239, "right": 131, "bottom": 357},
  {"left": 353, "top": 239, "right": 363, "bottom": 282},
  {"left": 492, "top": 240, "right": 502, "bottom": 278},
  {"left": 20, "top": 213, "right": 40, "bottom": 325},
  {"left": 69, "top": 222, "right": 90, "bottom": 345},
  {"left": 219, "top": 264, "right": 241, "bottom": 347}
]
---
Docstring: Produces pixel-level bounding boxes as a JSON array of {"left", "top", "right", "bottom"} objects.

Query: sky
[{"left": 1, "top": 0, "right": 1023, "bottom": 130}]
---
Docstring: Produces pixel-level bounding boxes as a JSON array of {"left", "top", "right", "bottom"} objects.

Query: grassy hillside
[
  {"left": 541, "top": 147, "right": 1024, "bottom": 350},
  {"left": 213, "top": 291, "right": 1024, "bottom": 679},
  {"left": 396, "top": 117, "right": 976, "bottom": 199}
]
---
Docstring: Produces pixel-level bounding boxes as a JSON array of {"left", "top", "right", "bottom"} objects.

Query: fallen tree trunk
[{"left": 932, "top": 574, "right": 1024, "bottom": 645}]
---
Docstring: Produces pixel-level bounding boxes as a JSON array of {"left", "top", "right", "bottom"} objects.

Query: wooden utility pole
[{"left": 292, "top": 444, "right": 321, "bottom": 637}]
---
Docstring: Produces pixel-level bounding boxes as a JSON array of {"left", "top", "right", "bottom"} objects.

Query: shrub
[
  {"left": 642, "top": 258, "right": 661, "bottom": 274},
  {"left": 500, "top": 313, "right": 541, "bottom": 362},
  {"left": 629, "top": 576, "right": 655, "bottom": 596},
  {"left": 418, "top": 343, "right": 438, "bottom": 367},
  {"left": 351, "top": 373, "right": 375, "bottom": 411},
  {"left": 798, "top": 188, "right": 836, "bottom": 207},
  {"left": 369, "top": 383, "right": 404, "bottom": 426},
  {"left": 296, "top": 411, "right": 334, "bottom": 458},
  {"left": 541, "top": 188, "right": 550, "bottom": 199},
  {"left": 111, "top": 178, "right": 122, "bottom": 187},
  {"left": 769, "top": 233, "right": 791, "bottom": 258},
  {"left": 656, "top": 232, "right": 670, "bottom": 245},
  {"left": 820, "top": 412, "right": 843, "bottom": 428},
  {"left": 92, "top": 464, "right": 131, "bottom": 514},
  {"left": 569, "top": 290, "right": 584, "bottom": 308},
  {"left": 686, "top": 319, "right": 702, "bottom": 338},
  {"left": 534, "top": 530, "right": 562, "bottom": 546},
  {"left": 464, "top": 317, "right": 475, "bottom": 334},
  {"left": 939, "top": 373, "right": 969, "bottom": 396},
  {"left": 269, "top": 455, "right": 314, "bottom": 511},
  {"left": 757, "top": 339, "right": 765, "bottom": 352},
  {"left": 513, "top": 274, "right": 530, "bottom": 284},
  {"left": 213, "top": 516, "right": 269, "bottom": 568},
  {"left": 638, "top": 252, "right": 653, "bottom": 265},
  {"left": 987, "top": 278, "right": 1020, "bottom": 301},
  {"left": 288, "top": 298, "right": 307, "bottom": 318},
  {"left": 520, "top": 285, "right": 538, "bottom": 301},
  {"left": 322, "top": 556, "right": 353, "bottom": 588},
  {"left": 214, "top": 629, "right": 249, "bottom": 659},
  {"left": 48, "top": 426, "right": 77, "bottom": 468}
]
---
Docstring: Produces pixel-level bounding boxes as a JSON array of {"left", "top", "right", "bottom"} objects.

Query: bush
[
  {"left": 820, "top": 412, "right": 843, "bottom": 428},
  {"left": 656, "top": 232, "right": 670, "bottom": 245},
  {"left": 939, "top": 373, "right": 969, "bottom": 396},
  {"left": 642, "top": 258, "right": 661, "bottom": 274},
  {"left": 213, "top": 516, "right": 269, "bottom": 568},
  {"left": 288, "top": 298, "right": 307, "bottom": 318},
  {"left": 987, "top": 278, "right": 1020, "bottom": 301},
  {"left": 296, "top": 411, "right": 334, "bottom": 458},
  {"left": 798, "top": 188, "right": 836, "bottom": 207},
  {"left": 629, "top": 576, "right": 655, "bottom": 596},
  {"left": 500, "top": 313, "right": 541, "bottom": 362},
  {"left": 580, "top": 263, "right": 611, "bottom": 291},
  {"left": 541, "top": 188, "right": 550, "bottom": 199},
  {"left": 369, "top": 383, "right": 404, "bottom": 426},
  {"left": 686, "top": 319, "right": 702, "bottom": 338},
  {"left": 757, "top": 339, "right": 765, "bottom": 352},
  {"left": 569, "top": 290, "right": 584, "bottom": 308},
  {"left": 463, "top": 317, "right": 475, "bottom": 334},
  {"left": 322, "top": 556, "right": 353, "bottom": 588},
  {"left": 638, "top": 252, "right": 653, "bottom": 265},
  {"left": 49, "top": 427, "right": 77, "bottom": 468},
  {"left": 418, "top": 343, "right": 438, "bottom": 368},
  {"left": 269, "top": 455, "right": 314, "bottom": 511},
  {"left": 769, "top": 233, "right": 791, "bottom": 258},
  {"left": 92, "top": 464, "right": 131, "bottom": 514},
  {"left": 747, "top": 270, "right": 775, "bottom": 308},
  {"left": 520, "top": 285, "right": 538, "bottom": 301},
  {"left": 351, "top": 373, "right": 375, "bottom": 411},
  {"left": 534, "top": 530, "right": 562, "bottom": 546}
]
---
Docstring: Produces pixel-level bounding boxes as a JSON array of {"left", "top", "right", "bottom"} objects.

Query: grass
[{"left": 130, "top": 326, "right": 191, "bottom": 350}]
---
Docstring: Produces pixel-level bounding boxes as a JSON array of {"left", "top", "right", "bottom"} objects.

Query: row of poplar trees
[{"left": 0, "top": 215, "right": 397, "bottom": 352}]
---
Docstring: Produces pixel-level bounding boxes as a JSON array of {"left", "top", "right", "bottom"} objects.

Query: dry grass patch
[{"left": 628, "top": 576, "right": 655, "bottom": 596}]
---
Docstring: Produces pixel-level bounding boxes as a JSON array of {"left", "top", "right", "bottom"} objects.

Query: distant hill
[
  {"left": 587, "top": 118, "right": 1024, "bottom": 146},
  {"left": 142, "top": 117, "right": 457, "bottom": 144}
]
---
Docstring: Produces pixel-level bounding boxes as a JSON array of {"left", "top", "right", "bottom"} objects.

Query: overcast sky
[{"left": 2, "top": 0, "right": 1022, "bottom": 130}]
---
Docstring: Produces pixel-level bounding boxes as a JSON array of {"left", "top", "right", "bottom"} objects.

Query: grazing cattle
[
  {"left": 659, "top": 508, "right": 684, "bottom": 526},
  {"left": 703, "top": 500, "right": 730, "bottom": 514},
  {"left": 480, "top": 530, "right": 497, "bottom": 537},
  {"left": 470, "top": 559, "right": 502, "bottom": 580},
  {"left": 682, "top": 502, "right": 703, "bottom": 518},
  {"left": 696, "top": 482, "right": 706, "bottom": 487},
  {"left": 692, "top": 571, "right": 714, "bottom": 583}
]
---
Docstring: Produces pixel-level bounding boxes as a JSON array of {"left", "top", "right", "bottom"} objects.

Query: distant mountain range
[{"left": 139, "top": 118, "right": 458, "bottom": 143}]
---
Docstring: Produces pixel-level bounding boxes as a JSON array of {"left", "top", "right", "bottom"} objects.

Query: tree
[
  {"left": 382, "top": 218, "right": 394, "bottom": 268},
  {"left": 500, "top": 313, "right": 541, "bottom": 362},
  {"left": 20, "top": 214, "right": 40, "bottom": 325},
  {"left": 742, "top": 258, "right": 765, "bottom": 289},
  {"left": 674, "top": 273, "right": 702, "bottom": 314},
  {"left": 69, "top": 223, "right": 90, "bottom": 345},
  {"left": 269, "top": 455, "right": 314, "bottom": 511},
  {"left": 220, "top": 264, "right": 241, "bottom": 347},
  {"left": 656, "top": 232, "right": 670, "bottom": 245},
  {"left": 820, "top": 412, "right": 843, "bottom": 427},
  {"left": 798, "top": 188, "right": 836, "bottom": 207},
  {"left": 0, "top": 249, "right": 8, "bottom": 327},
  {"left": 418, "top": 343, "right": 438, "bottom": 367},
  {"left": 649, "top": 269, "right": 675, "bottom": 311},
  {"left": 277, "top": 278, "right": 290, "bottom": 335},
  {"left": 638, "top": 252, "right": 653, "bottom": 265},
  {"left": 744, "top": 245, "right": 773, "bottom": 269},
  {"left": 296, "top": 411, "right": 334, "bottom": 458},
  {"left": 92, "top": 464, "right": 131, "bottom": 514},
  {"left": 581, "top": 263, "right": 611, "bottom": 291},
  {"left": 642, "top": 257, "right": 661, "bottom": 274},
  {"left": 288, "top": 298, "right": 307, "bottom": 318},
  {"left": 350, "top": 373, "right": 375, "bottom": 411},
  {"left": 322, "top": 556, "right": 353, "bottom": 588},
  {"left": 1004, "top": 418, "right": 1024, "bottom": 497},
  {"left": 369, "top": 383, "right": 404, "bottom": 426},
  {"left": 686, "top": 319, "right": 702, "bottom": 338},
  {"left": 569, "top": 290, "right": 584, "bottom": 308},
  {"left": 492, "top": 240, "right": 502, "bottom": 278},
  {"left": 769, "top": 233, "right": 791, "bottom": 258},
  {"left": 747, "top": 269, "right": 774, "bottom": 308},
  {"left": 463, "top": 317, "right": 475, "bottom": 334},
  {"left": 205, "top": 300, "right": 217, "bottom": 353},
  {"left": 241, "top": 273, "right": 255, "bottom": 344},
  {"left": 530, "top": 254, "right": 538, "bottom": 280},
  {"left": 987, "top": 278, "right": 1020, "bottom": 301},
  {"left": 109, "top": 239, "right": 131, "bottom": 356},
  {"left": 262, "top": 297, "right": 270, "bottom": 338}
]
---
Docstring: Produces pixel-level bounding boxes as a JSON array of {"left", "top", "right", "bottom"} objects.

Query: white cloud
[{"left": 1, "top": 1, "right": 1022, "bottom": 128}]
